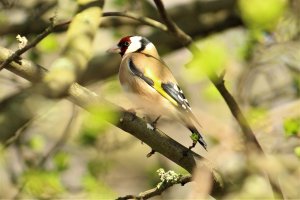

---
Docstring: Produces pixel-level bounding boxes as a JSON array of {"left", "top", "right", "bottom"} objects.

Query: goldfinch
[{"left": 108, "top": 36, "right": 207, "bottom": 151}]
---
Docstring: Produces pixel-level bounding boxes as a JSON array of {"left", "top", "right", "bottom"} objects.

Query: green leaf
[
  {"left": 36, "top": 34, "right": 59, "bottom": 53},
  {"left": 53, "top": 152, "right": 70, "bottom": 172},
  {"left": 238, "top": 0, "right": 287, "bottom": 31},
  {"left": 283, "top": 117, "right": 300, "bottom": 137},
  {"left": 186, "top": 37, "right": 227, "bottom": 82},
  {"left": 21, "top": 170, "right": 65, "bottom": 199},
  {"left": 28, "top": 135, "right": 45, "bottom": 153},
  {"left": 190, "top": 132, "right": 199, "bottom": 142}
]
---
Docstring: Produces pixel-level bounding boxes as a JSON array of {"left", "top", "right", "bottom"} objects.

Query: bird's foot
[
  {"left": 150, "top": 116, "right": 161, "bottom": 130},
  {"left": 146, "top": 149, "right": 156, "bottom": 157}
]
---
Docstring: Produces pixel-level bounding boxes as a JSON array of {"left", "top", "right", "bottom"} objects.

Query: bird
[{"left": 107, "top": 35, "right": 207, "bottom": 151}]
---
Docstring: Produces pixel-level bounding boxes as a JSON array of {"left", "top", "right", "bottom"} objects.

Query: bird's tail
[{"left": 188, "top": 125, "right": 207, "bottom": 151}]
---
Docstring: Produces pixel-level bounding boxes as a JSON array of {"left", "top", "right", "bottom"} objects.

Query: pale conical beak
[{"left": 107, "top": 45, "right": 121, "bottom": 54}]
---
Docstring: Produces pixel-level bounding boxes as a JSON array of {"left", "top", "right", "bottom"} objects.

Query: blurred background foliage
[{"left": 0, "top": 0, "right": 300, "bottom": 199}]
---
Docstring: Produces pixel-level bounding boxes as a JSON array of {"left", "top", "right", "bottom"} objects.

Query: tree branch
[
  {"left": 41, "top": 0, "right": 104, "bottom": 97},
  {"left": 0, "top": 20, "right": 69, "bottom": 71},
  {"left": 153, "top": 0, "right": 192, "bottom": 45},
  {"left": 103, "top": 12, "right": 167, "bottom": 32},
  {"left": 153, "top": 0, "right": 262, "bottom": 153},
  {"left": 117, "top": 175, "right": 192, "bottom": 200},
  {"left": 0, "top": 2, "right": 242, "bottom": 84},
  {"left": 152, "top": 0, "right": 284, "bottom": 198},
  {"left": 0, "top": 46, "right": 204, "bottom": 174}
]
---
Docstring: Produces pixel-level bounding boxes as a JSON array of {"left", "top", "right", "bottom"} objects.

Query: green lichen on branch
[{"left": 156, "top": 168, "right": 182, "bottom": 189}]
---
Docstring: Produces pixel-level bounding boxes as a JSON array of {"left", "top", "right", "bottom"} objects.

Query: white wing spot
[
  {"left": 173, "top": 84, "right": 179, "bottom": 91},
  {"left": 182, "top": 104, "right": 187, "bottom": 109},
  {"left": 177, "top": 94, "right": 183, "bottom": 101}
]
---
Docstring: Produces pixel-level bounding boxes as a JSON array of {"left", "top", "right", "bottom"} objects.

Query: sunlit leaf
[
  {"left": 82, "top": 174, "right": 115, "bottom": 199},
  {"left": 186, "top": 38, "right": 227, "bottom": 82},
  {"left": 53, "top": 152, "right": 70, "bottom": 172},
  {"left": 283, "top": 117, "right": 300, "bottom": 137},
  {"left": 36, "top": 34, "right": 59, "bottom": 53},
  {"left": 238, "top": 0, "right": 287, "bottom": 31},
  {"left": 28, "top": 135, "right": 45, "bottom": 153},
  {"left": 21, "top": 170, "right": 65, "bottom": 199}
]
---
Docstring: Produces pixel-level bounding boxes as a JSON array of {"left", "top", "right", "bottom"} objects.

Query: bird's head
[{"left": 107, "top": 36, "right": 157, "bottom": 57}]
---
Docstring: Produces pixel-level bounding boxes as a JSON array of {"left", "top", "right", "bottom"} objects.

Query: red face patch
[
  {"left": 117, "top": 36, "right": 132, "bottom": 56},
  {"left": 118, "top": 36, "right": 132, "bottom": 44}
]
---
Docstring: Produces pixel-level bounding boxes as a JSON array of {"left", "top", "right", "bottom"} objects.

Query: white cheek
[{"left": 126, "top": 42, "right": 142, "bottom": 54}]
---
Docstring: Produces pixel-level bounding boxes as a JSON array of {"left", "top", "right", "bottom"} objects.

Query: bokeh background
[{"left": 0, "top": 0, "right": 300, "bottom": 199}]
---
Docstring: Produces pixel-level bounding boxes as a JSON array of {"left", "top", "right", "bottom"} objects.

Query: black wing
[{"left": 161, "top": 82, "right": 191, "bottom": 111}]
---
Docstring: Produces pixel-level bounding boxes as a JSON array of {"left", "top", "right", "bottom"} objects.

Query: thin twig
[
  {"left": 153, "top": 0, "right": 192, "bottom": 45},
  {"left": 103, "top": 11, "right": 167, "bottom": 32},
  {"left": 0, "top": 12, "right": 164, "bottom": 71},
  {"left": 152, "top": 0, "right": 283, "bottom": 198},
  {"left": 116, "top": 175, "right": 192, "bottom": 200},
  {"left": 0, "top": 20, "right": 69, "bottom": 71},
  {"left": 3, "top": 119, "right": 32, "bottom": 148},
  {"left": 153, "top": 0, "right": 262, "bottom": 152},
  {"left": 0, "top": 45, "right": 204, "bottom": 174},
  {"left": 153, "top": 0, "right": 176, "bottom": 32}
]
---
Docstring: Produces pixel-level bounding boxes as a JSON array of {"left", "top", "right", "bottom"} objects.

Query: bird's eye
[{"left": 123, "top": 41, "right": 130, "bottom": 47}]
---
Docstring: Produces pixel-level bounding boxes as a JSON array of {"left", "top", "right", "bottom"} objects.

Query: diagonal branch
[
  {"left": 0, "top": 46, "right": 203, "bottom": 174},
  {"left": 0, "top": 11, "right": 165, "bottom": 73},
  {"left": 152, "top": 0, "right": 284, "bottom": 198},
  {"left": 0, "top": 20, "right": 69, "bottom": 71},
  {"left": 153, "top": 0, "right": 262, "bottom": 153},
  {"left": 153, "top": 0, "right": 192, "bottom": 45}
]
